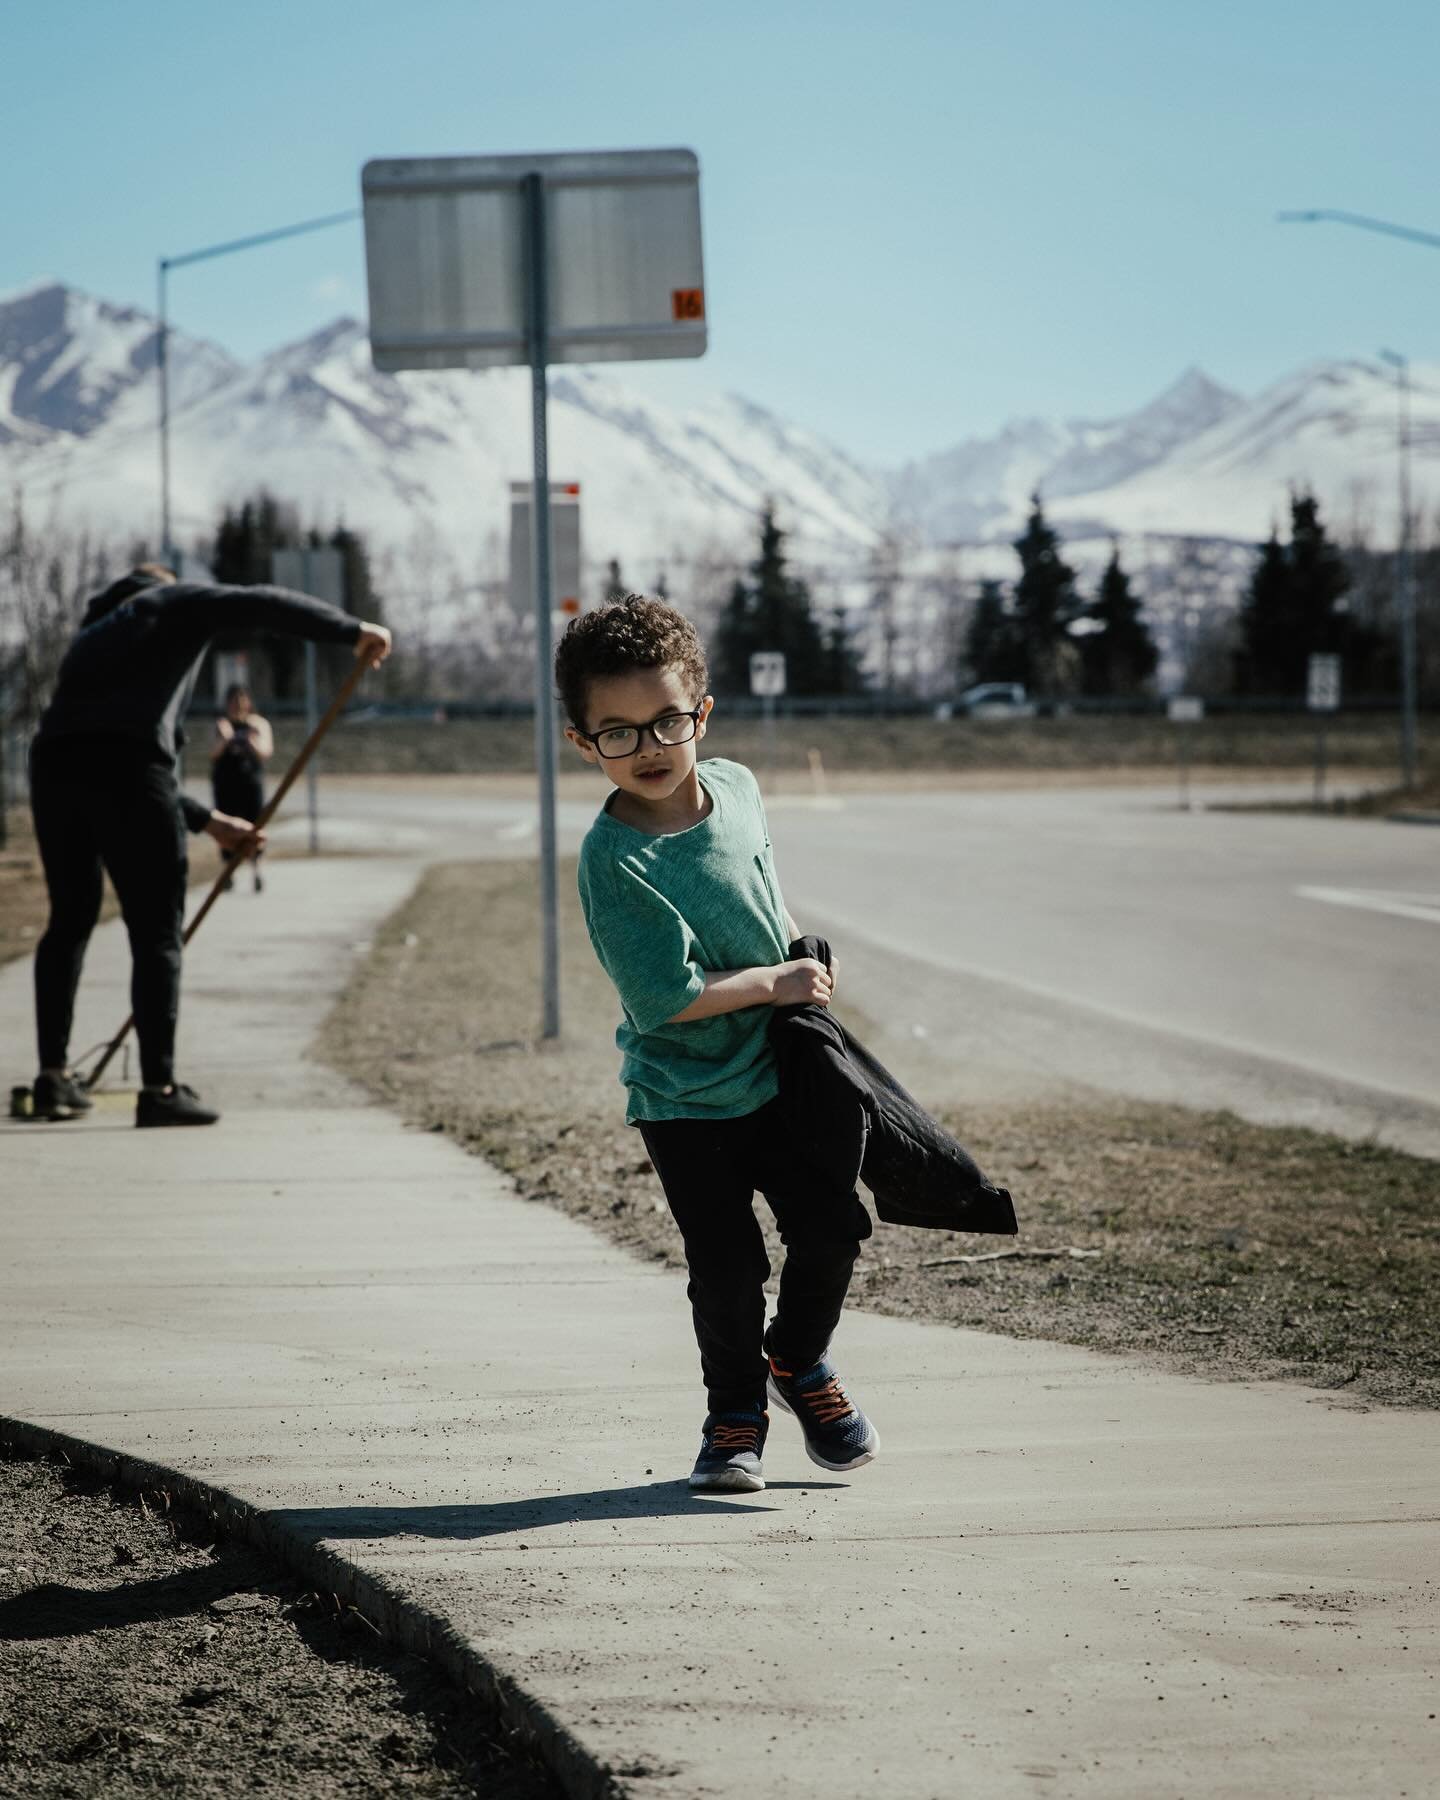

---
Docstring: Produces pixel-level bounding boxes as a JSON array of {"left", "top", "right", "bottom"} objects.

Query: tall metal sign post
[
  {"left": 361, "top": 149, "right": 706, "bottom": 1037},
  {"left": 272, "top": 547, "right": 346, "bottom": 854}
]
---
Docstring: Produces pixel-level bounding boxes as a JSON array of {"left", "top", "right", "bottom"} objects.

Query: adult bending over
[{"left": 28, "top": 564, "right": 391, "bottom": 1126}]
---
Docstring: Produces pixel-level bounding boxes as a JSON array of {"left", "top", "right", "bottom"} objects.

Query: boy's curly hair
[{"left": 554, "top": 594, "right": 709, "bottom": 729}]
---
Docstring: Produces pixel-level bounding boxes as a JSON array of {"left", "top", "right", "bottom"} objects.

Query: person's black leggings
[
  {"left": 639, "top": 1098, "right": 872, "bottom": 1415},
  {"left": 30, "top": 736, "right": 189, "bottom": 1089}
]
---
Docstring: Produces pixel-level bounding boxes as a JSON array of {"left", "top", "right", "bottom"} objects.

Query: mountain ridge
[{"left": 3, "top": 280, "right": 1437, "bottom": 581}]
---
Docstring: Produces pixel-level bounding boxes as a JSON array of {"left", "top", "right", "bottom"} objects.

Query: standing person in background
[
  {"left": 28, "top": 563, "right": 391, "bottom": 1127},
  {"left": 210, "top": 684, "right": 273, "bottom": 894}
]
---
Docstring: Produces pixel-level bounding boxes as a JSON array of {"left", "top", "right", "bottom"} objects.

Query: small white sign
[
  {"left": 750, "top": 652, "right": 787, "bottom": 698},
  {"left": 1307, "top": 653, "right": 1341, "bottom": 713},
  {"left": 1167, "top": 695, "right": 1205, "bottom": 723}
]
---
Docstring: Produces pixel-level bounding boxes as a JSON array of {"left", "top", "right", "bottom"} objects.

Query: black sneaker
[
  {"left": 31, "top": 1072, "right": 94, "bottom": 1121},
  {"left": 766, "top": 1347, "right": 879, "bottom": 1474},
  {"left": 135, "top": 1084, "right": 220, "bottom": 1129},
  {"left": 689, "top": 1409, "right": 768, "bottom": 1492}
]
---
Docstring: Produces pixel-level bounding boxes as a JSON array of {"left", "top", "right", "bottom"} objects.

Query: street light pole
[
  {"left": 1277, "top": 210, "right": 1430, "bottom": 787},
  {"left": 1276, "top": 208, "right": 1440, "bottom": 253},
  {"left": 158, "top": 258, "right": 172, "bottom": 564},
  {"left": 155, "top": 207, "right": 360, "bottom": 565},
  {"left": 1380, "top": 349, "right": 1419, "bottom": 787}
]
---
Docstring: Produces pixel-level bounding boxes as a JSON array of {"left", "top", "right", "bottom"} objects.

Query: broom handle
[{"left": 82, "top": 652, "right": 372, "bottom": 1091}]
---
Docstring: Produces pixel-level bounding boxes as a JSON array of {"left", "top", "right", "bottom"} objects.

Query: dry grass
[
  {"left": 275, "top": 710, "right": 1427, "bottom": 778},
  {"left": 319, "top": 859, "right": 1440, "bottom": 1410},
  {"left": 1212, "top": 773, "right": 1440, "bottom": 819}
]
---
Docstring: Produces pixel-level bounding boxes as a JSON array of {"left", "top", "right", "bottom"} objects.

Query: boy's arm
[{"left": 667, "top": 957, "right": 832, "bottom": 1023}]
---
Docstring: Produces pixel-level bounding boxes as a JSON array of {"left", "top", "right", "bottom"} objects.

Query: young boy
[{"left": 558, "top": 594, "right": 878, "bottom": 1493}]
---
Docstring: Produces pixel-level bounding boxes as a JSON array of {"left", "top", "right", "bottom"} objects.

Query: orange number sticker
[{"left": 672, "top": 288, "right": 705, "bottom": 321}]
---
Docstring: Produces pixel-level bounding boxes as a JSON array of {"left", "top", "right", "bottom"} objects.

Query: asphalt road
[
  {"left": 248, "top": 772, "right": 1440, "bottom": 1155},
  {"left": 770, "top": 786, "right": 1440, "bottom": 1131}
]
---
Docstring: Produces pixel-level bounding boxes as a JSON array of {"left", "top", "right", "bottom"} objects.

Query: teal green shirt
[{"left": 577, "top": 757, "right": 790, "bottom": 1123}]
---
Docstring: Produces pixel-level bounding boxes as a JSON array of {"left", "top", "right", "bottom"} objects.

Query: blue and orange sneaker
[
  {"left": 765, "top": 1347, "right": 879, "bottom": 1473},
  {"left": 689, "top": 1409, "right": 768, "bottom": 1492}
]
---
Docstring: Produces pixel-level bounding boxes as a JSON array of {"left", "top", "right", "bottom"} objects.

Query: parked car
[{"left": 956, "top": 682, "right": 1035, "bottom": 719}]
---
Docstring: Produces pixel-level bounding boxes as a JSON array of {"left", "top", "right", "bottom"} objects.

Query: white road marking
[
  {"left": 495, "top": 815, "right": 538, "bottom": 840},
  {"left": 1297, "top": 886, "right": 1440, "bottom": 925}
]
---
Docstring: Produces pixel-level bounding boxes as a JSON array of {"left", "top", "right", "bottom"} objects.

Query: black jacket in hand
[{"left": 767, "top": 935, "right": 1018, "bottom": 1236}]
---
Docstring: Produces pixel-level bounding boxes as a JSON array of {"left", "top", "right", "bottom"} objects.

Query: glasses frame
[{"left": 576, "top": 707, "right": 704, "bottom": 760}]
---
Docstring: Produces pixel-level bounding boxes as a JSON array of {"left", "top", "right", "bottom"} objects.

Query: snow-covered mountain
[
  {"left": 899, "top": 359, "right": 1440, "bottom": 548},
  {"left": 0, "top": 278, "right": 237, "bottom": 446},
  {"left": 5, "top": 279, "right": 1439, "bottom": 612},
  {"left": 0, "top": 281, "right": 889, "bottom": 585},
  {"left": 1045, "top": 357, "right": 1440, "bottom": 545},
  {"left": 895, "top": 369, "right": 1243, "bottom": 542}
]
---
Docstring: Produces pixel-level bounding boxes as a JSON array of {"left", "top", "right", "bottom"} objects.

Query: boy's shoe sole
[
  {"left": 767, "top": 1375, "right": 880, "bottom": 1473},
  {"left": 688, "top": 1466, "right": 766, "bottom": 1493}
]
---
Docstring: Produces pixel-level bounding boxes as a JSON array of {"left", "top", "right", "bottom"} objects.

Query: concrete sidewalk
[{"left": 1, "top": 859, "right": 1436, "bottom": 1799}]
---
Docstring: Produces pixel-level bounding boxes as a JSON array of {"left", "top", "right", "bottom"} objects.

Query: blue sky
[{"left": 4, "top": 0, "right": 1438, "bottom": 462}]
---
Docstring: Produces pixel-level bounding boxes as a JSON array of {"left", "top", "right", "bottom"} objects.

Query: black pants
[
  {"left": 639, "top": 1098, "right": 871, "bottom": 1414},
  {"left": 30, "top": 737, "right": 189, "bottom": 1089}
]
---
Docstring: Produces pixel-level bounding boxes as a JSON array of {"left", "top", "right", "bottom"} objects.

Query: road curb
[{"left": 0, "top": 1413, "right": 631, "bottom": 1800}]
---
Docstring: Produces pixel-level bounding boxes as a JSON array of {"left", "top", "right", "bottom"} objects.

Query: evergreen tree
[
  {"left": 1236, "top": 492, "right": 1354, "bottom": 694},
  {"left": 1011, "top": 494, "right": 1081, "bottom": 694},
  {"left": 209, "top": 494, "right": 381, "bottom": 698},
  {"left": 1079, "top": 548, "right": 1158, "bottom": 695},
  {"left": 713, "top": 506, "right": 828, "bottom": 694},
  {"left": 964, "top": 579, "right": 1027, "bottom": 684},
  {"left": 819, "top": 605, "right": 866, "bottom": 696},
  {"left": 211, "top": 493, "right": 303, "bottom": 695}
]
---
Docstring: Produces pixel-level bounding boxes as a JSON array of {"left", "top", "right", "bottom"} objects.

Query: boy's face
[{"left": 565, "top": 665, "right": 713, "bottom": 806}]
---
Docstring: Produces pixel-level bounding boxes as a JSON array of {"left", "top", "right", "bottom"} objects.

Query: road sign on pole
[
  {"left": 750, "top": 654, "right": 786, "bottom": 791},
  {"left": 1166, "top": 695, "right": 1204, "bottom": 811},
  {"left": 1306, "top": 653, "right": 1341, "bottom": 809},
  {"left": 510, "top": 484, "right": 582, "bottom": 621},
  {"left": 361, "top": 149, "right": 706, "bottom": 1039},
  {"left": 1306, "top": 653, "right": 1341, "bottom": 713},
  {"left": 273, "top": 547, "right": 345, "bottom": 855}
]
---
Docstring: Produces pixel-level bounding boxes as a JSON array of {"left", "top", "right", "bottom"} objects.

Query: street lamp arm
[
  {"left": 156, "top": 205, "right": 362, "bottom": 559},
  {"left": 1276, "top": 209, "right": 1440, "bottom": 253},
  {"left": 162, "top": 207, "right": 361, "bottom": 273}
]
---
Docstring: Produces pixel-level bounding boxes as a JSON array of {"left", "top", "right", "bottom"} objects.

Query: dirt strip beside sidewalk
[{"left": 1, "top": 860, "right": 1437, "bottom": 1799}]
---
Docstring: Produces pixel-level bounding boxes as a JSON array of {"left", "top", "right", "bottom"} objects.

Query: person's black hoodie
[
  {"left": 38, "top": 573, "right": 362, "bottom": 769},
  {"left": 767, "top": 935, "right": 1018, "bottom": 1235}
]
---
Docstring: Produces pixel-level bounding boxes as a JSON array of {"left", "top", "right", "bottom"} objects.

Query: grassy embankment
[
  {"left": 320, "top": 858, "right": 1439, "bottom": 1412},
  {"left": 272, "top": 709, "right": 1425, "bottom": 781}
]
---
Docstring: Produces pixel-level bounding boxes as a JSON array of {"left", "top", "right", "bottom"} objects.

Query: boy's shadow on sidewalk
[{"left": 275, "top": 1478, "right": 847, "bottom": 1545}]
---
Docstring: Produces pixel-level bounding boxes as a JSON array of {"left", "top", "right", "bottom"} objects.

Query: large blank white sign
[{"left": 362, "top": 148, "right": 706, "bottom": 371}]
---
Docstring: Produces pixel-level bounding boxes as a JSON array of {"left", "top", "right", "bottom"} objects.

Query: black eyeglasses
[{"left": 578, "top": 708, "right": 703, "bottom": 760}]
